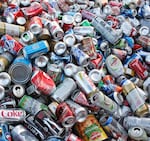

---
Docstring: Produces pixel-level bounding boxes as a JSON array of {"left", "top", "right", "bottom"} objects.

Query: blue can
[
  {"left": 121, "top": 9, "right": 137, "bottom": 18},
  {"left": 45, "top": 136, "right": 64, "bottom": 141},
  {"left": 0, "top": 124, "right": 12, "bottom": 141},
  {"left": 8, "top": 56, "right": 32, "bottom": 84},
  {"left": 23, "top": 40, "right": 50, "bottom": 59}
]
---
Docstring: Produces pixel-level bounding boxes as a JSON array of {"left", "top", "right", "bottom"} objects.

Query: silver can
[
  {"left": 0, "top": 72, "right": 11, "bottom": 87},
  {"left": 11, "top": 124, "right": 39, "bottom": 141},
  {"left": 0, "top": 85, "right": 5, "bottom": 100},
  {"left": 12, "top": 84, "right": 25, "bottom": 98},
  {"left": 50, "top": 78, "right": 77, "bottom": 103},
  {"left": 63, "top": 34, "right": 76, "bottom": 47},
  {"left": 34, "top": 55, "right": 49, "bottom": 68},
  {"left": 54, "top": 41, "right": 67, "bottom": 55}
]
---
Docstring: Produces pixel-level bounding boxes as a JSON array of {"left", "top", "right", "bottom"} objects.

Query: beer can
[
  {"left": 34, "top": 110, "right": 65, "bottom": 136},
  {"left": 0, "top": 52, "right": 14, "bottom": 72},
  {"left": 81, "top": 37, "right": 97, "bottom": 60},
  {"left": 65, "top": 100, "right": 88, "bottom": 122},
  {"left": 57, "top": 0, "right": 70, "bottom": 12},
  {"left": 8, "top": 56, "right": 32, "bottom": 84},
  {"left": 0, "top": 72, "right": 11, "bottom": 87},
  {"left": 62, "top": 15, "right": 74, "bottom": 32},
  {"left": 63, "top": 34, "right": 76, "bottom": 47},
  {"left": 12, "top": 84, "right": 25, "bottom": 98},
  {"left": 0, "top": 108, "right": 26, "bottom": 123},
  {"left": 45, "top": 136, "right": 64, "bottom": 141},
  {"left": 31, "top": 69, "right": 56, "bottom": 96},
  {"left": 81, "top": 9, "right": 96, "bottom": 21},
  {"left": 56, "top": 102, "right": 76, "bottom": 128},
  {"left": 71, "top": 45, "right": 90, "bottom": 67},
  {"left": 23, "top": 40, "right": 50, "bottom": 59},
  {"left": 0, "top": 123, "right": 12, "bottom": 141},
  {"left": 18, "top": 95, "right": 49, "bottom": 115},
  {"left": 0, "top": 21, "right": 25, "bottom": 37},
  {"left": 74, "top": 114, "right": 108, "bottom": 141},
  {"left": 11, "top": 124, "right": 39, "bottom": 141},
  {"left": 54, "top": 41, "right": 67, "bottom": 55},
  {"left": 128, "top": 127, "right": 148, "bottom": 141},
  {"left": 50, "top": 78, "right": 77, "bottom": 103},
  {"left": 0, "top": 85, "right": 5, "bottom": 100},
  {"left": 34, "top": 55, "right": 49, "bottom": 68},
  {"left": 47, "top": 21, "right": 64, "bottom": 41},
  {"left": 73, "top": 71, "right": 97, "bottom": 96},
  {"left": 99, "top": 115, "right": 127, "bottom": 139},
  {"left": 20, "top": 31, "right": 35, "bottom": 44},
  {"left": 0, "top": 97, "right": 16, "bottom": 108},
  {"left": 0, "top": 34, "right": 23, "bottom": 55}
]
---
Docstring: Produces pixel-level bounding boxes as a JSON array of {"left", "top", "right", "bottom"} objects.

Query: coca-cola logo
[{"left": 0, "top": 109, "right": 24, "bottom": 119}]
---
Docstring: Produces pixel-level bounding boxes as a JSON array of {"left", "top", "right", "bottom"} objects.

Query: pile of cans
[{"left": 0, "top": 0, "right": 150, "bottom": 140}]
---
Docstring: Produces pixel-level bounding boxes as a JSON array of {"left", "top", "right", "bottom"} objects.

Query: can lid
[
  {"left": 62, "top": 116, "right": 76, "bottom": 128},
  {"left": 74, "top": 12, "right": 82, "bottom": 23},
  {"left": 62, "top": 15, "right": 74, "bottom": 24},
  {"left": 128, "top": 127, "right": 145, "bottom": 138},
  {"left": 21, "top": 31, "right": 34, "bottom": 43},
  {"left": 54, "top": 42, "right": 67, "bottom": 55},
  {"left": 13, "top": 84, "right": 25, "bottom": 98},
  {"left": 30, "top": 24, "right": 43, "bottom": 35},
  {"left": 16, "top": 17, "right": 26, "bottom": 25},
  {"left": 63, "top": 34, "right": 76, "bottom": 47},
  {"left": 139, "top": 26, "right": 149, "bottom": 36},
  {"left": 35, "top": 55, "right": 48, "bottom": 68}
]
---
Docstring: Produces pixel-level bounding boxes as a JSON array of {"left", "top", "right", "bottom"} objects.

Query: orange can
[{"left": 74, "top": 114, "right": 108, "bottom": 141}]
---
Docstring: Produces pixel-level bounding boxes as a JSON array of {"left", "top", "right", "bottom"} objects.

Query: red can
[
  {"left": 31, "top": 69, "right": 56, "bottom": 96},
  {"left": 56, "top": 102, "right": 76, "bottom": 128},
  {"left": 66, "top": 133, "right": 83, "bottom": 141},
  {"left": 109, "top": 1, "right": 122, "bottom": 7},
  {"left": 57, "top": 0, "right": 70, "bottom": 12},
  {"left": 29, "top": 16, "right": 43, "bottom": 35}
]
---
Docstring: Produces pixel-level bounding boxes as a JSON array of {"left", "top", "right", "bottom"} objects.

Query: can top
[
  {"left": 16, "top": 17, "right": 26, "bottom": 25},
  {"left": 62, "top": 15, "right": 74, "bottom": 24}
]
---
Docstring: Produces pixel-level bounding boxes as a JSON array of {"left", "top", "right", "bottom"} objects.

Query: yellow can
[{"left": 74, "top": 114, "right": 108, "bottom": 141}]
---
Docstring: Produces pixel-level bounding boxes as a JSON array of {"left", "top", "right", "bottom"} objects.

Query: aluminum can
[
  {"left": 23, "top": 40, "right": 50, "bottom": 59},
  {"left": 0, "top": 97, "right": 16, "bottom": 108},
  {"left": 80, "top": 9, "right": 96, "bottom": 21},
  {"left": 18, "top": 95, "right": 49, "bottom": 115},
  {"left": 65, "top": 133, "right": 83, "bottom": 141},
  {"left": 105, "top": 54, "right": 124, "bottom": 78},
  {"left": 73, "top": 71, "right": 97, "bottom": 96},
  {"left": 89, "top": 90, "right": 119, "bottom": 115},
  {"left": 81, "top": 37, "right": 97, "bottom": 60},
  {"left": 62, "top": 15, "right": 74, "bottom": 32},
  {"left": 50, "top": 78, "right": 77, "bottom": 103},
  {"left": 71, "top": 45, "right": 90, "bottom": 67},
  {"left": 0, "top": 85, "right": 5, "bottom": 100},
  {"left": 54, "top": 41, "right": 67, "bottom": 55},
  {"left": 11, "top": 124, "right": 39, "bottom": 141},
  {"left": 21, "top": 2, "right": 43, "bottom": 18},
  {"left": 121, "top": 9, "right": 137, "bottom": 18},
  {"left": 34, "top": 110, "right": 65, "bottom": 136},
  {"left": 20, "top": 31, "right": 35, "bottom": 44},
  {"left": 63, "top": 34, "right": 76, "bottom": 47},
  {"left": 0, "top": 34, "right": 23, "bottom": 55},
  {"left": 47, "top": 21, "right": 64, "bottom": 41},
  {"left": 23, "top": 114, "right": 48, "bottom": 140},
  {"left": 74, "top": 114, "right": 108, "bottom": 141},
  {"left": 65, "top": 100, "right": 88, "bottom": 122},
  {"left": 29, "top": 16, "right": 43, "bottom": 35},
  {"left": 56, "top": 102, "right": 76, "bottom": 128},
  {"left": 8, "top": 56, "right": 32, "bottom": 84},
  {"left": 0, "top": 108, "right": 26, "bottom": 123},
  {"left": 35, "top": 55, "right": 49, "bottom": 68},
  {"left": 92, "top": 16, "right": 122, "bottom": 44},
  {"left": 57, "top": 0, "right": 70, "bottom": 12},
  {"left": 0, "top": 72, "right": 11, "bottom": 87},
  {"left": 31, "top": 69, "right": 56, "bottom": 96},
  {"left": 0, "top": 123, "right": 12, "bottom": 141},
  {"left": 129, "top": 58, "right": 148, "bottom": 80},
  {"left": 12, "top": 84, "right": 25, "bottom": 98},
  {"left": 99, "top": 115, "right": 127, "bottom": 139},
  {"left": 128, "top": 127, "right": 148, "bottom": 141},
  {"left": 45, "top": 136, "right": 64, "bottom": 141},
  {"left": 47, "top": 63, "right": 63, "bottom": 85}
]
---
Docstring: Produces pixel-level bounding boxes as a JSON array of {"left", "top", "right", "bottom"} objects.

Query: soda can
[
  {"left": 62, "top": 15, "right": 74, "bottom": 32},
  {"left": 31, "top": 69, "right": 56, "bottom": 96},
  {"left": 23, "top": 114, "right": 48, "bottom": 140},
  {"left": 74, "top": 71, "right": 97, "bottom": 96},
  {"left": 54, "top": 41, "right": 67, "bottom": 55},
  {"left": 74, "top": 114, "right": 108, "bottom": 141},
  {"left": 50, "top": 78, "right": 77, "bottom": 103},
  {"left": 0, "top": 72, "right": 11, "bottom": 87},
  {"left": 80, "top": 9, "right": 96, "bottom": 21},
  {"left": 47, "top": 63, "right": 63, "bottom": 85},
  {"left": 0, "top": 97, "right": 16, "bottom": 108},
  {"left": 99, "top": 114, "right": 127, "bottom": 139},
  {"left": 12, "top": 84, "right": 25, "bottom": 98},
  {"left": 57, "top": 0, "right": 70, "bottom": 12},
  {"left": 0, "top": 85, "right": 5, "bottom": 100},
  {"left": 63, "top": 34, "right": 76, "bottom": 48},
  {"left": 20, "top": 0, "right": 30, "bottom": 7},
  {"left": 81, "top": 37, "right": 97, "bottom": 60},
  {"left": 47, "top": 21, "right": 64, "bottom": 41},
  {"left": 137, "top": 36, "right": 150, "bottom": 51},
  {"left": 121, "top": 9, "right": 137, "bottom": 18},
  {"left": 0, "top": 108, "right": 26, "bottom": 123},
  {"left": 20, "top": 31, "right": 35, "bottom": 44},
  {"left": 34, "top": 55, "right": 49, "bottom": 68},
  {"left": 34, "top": 110, "right": 65, "bottom": 136},
  {"left": 65, "top": 133, "right": 83, "bottom": 141},
  {"left": 65, "top": 100, "right": 88, "bottom": 122},
  {"left": 23, "top": 40, "right": 50, "bottom": 59},
  {"left": 71, "top": 45, "right": 90, "bottom": 67},
  {"left": 29, "top": 16, "right": 43, "bottom": 35},
  {"left": 56, "top": 102, "right": 76, "bottom": 128},
  {"left": 21, "top": 2, "right": 43, "bottom": 18},
  {"left": 0, "top": 34, "right": 23, "bottom": 55},
  {"left": 139, "top": 26, "right": 149, "bottom": 36},
  {"left": 128, "top": 127, "right": 148, "bottom": 141},
  {"left": 8, "top": 56, "right": 32, "bottom": 84},
  {"left": 0, "top": 123, "right": 12, "bottom": 141},
  {"left": 18, "top": 95, "right": 49, "bottom": 115},
  {"left": 11, "top": 124, "right": 39, "bottom": 141},
  {"left": 45, "top": 136, "right": 64, "bottom": 141}
]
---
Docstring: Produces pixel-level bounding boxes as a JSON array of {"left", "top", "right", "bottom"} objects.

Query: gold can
[{"left": 74, "top": 114, "right": 108, "bottom": 141}]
